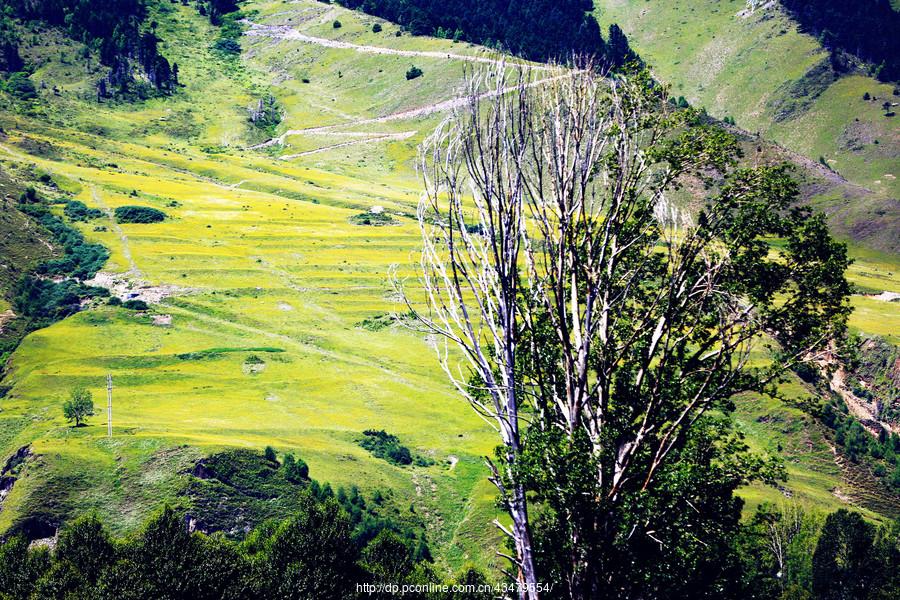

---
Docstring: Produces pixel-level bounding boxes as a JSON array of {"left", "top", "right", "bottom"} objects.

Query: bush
[
  {"left": 333, "top": 20, "right": 342, "bottom": 29},
  {"left": 114, "top": 206, "right": 166, "bottom": 223},
  {"left": 264, "top": 446, "right": 278, "bottom": 463},
  {"left": 64, "top": 200, "right": 103, "bottom": 222},
  {"left": 3, "top": 72, "right": 37, "bottom": 101},
  {"left": 122, "top": 299, "right": 149, "bottom": 311},
  {"left": 14, "top": 277, "right": 108, "bottom": 323},
  {"left": 212, "top": 37, "right": 241, "bottom": 55},
  {"left": 358, "top": 430, "right": 413, "bottom": 465},
  {"left": 350, "top": 211, "right": 395, "bottom": 226},
  {"left": 405, "top": 66, "right": 423, "bottom": 80},
  {"left": 372, "top": 23, "right": 382, "bottom": 33},
  {"left": 282, "top": 453, "right": 310, "bottom": 483}
]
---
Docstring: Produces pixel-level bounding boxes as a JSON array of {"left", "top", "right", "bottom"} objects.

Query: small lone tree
[{"left": 63, "top": 387, "right": 95, "bottom": 427}]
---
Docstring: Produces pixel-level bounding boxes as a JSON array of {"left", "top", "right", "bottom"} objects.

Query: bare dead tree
[
  {"left": 397, "top": 61, "right": 850, "bottom": 599},
  {"left": 401, "top": 63, "right": 539, "bottom": 598}
]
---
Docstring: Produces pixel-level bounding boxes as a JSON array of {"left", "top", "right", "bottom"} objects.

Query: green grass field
[{"left": 0, "top": 0, "right": 897, "bottom": 571}]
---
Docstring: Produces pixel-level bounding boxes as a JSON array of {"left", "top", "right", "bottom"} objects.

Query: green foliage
[
  {"left": 333, "top": 20, "right": 342, "bottom": 29},
  {"left": 848, "top": 336, "right": 900, "bottom": 424},
  {"left": 63, "top": 200, "right": 103, "bottom": 222},
  {"left": 63, "top": 386, "right": 94, "bottom": 427},
  {"left": 2, "top": 71, "right": 36, "bottom": 101},
  {"left": 812, "top": 509, "right": 877, "bottom": 599},
  {"left": 263, "top": 445, "right": 277, "bottom": 463},
  {"left": 13, "top": 277, "right": 108, "bottom": 323},
  {"left": 372, "top": 23, "right": 382, "bottom": 33},
  {"left": 114, "top": 205, "right": 166, "bottom": 224},
  {"left": 350, "top": 211, "right": 396, "bottom": 226},
  {"left": 734, "top": 505, "right": 900, "bottom": 599},
  {"left": 122, "top": 299, "right": 148, "bottom": 311},
  {"left": 780, "top": 0, "right": 900, "bottom": 82},
  {"left": 185, "top": 449, "right": 427, "bottom": 554},
  {"left": 523, "top": 416, "right": 785, "bottom": 598},
  {"left": 281, "top": 453, "right": 309, "bottom": 483},
  {"left": 4, "top": 0, "right": 177, "bottom": 96},
  {"left": 405, "top": 65, "right": 423, "bottom": 80},
  {"left": 18, "top": 203, "right": 109, "bottom": 279},
  {"left": 212, "top": 37, "right": 241, "bottom": 56},
  {"left": 247, "top": 95, "right": 281, "bottom": 134},
  {"left": 0, "top": 535, "right": 49, "bottom": 600},
  {"left": 358, "top": 430, "right": 413, "bottom": 465},
  {"left": 332, "top": 0, "right": 629, "bottom": 65},
  {"left": 819, "top": 396, "right": 900, "bottom": 492}
]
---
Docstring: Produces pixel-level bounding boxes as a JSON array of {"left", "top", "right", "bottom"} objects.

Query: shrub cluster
[
  {"left": 11, "top": 201, "right": 109, "bottom": 328},
  {"left": 114, "top": 205, "right": 166, "bottom": 223},
  {"left": 63, "top": 200, "right": 103, "bottom": 222},
  {"left": 820, "top": 399, "right": 900, "bottom": 492},
  {"left": 19, "top": 203, "right": 109, "bottom": 279},
  {"left": 359, "top": 430, "right": 415, "bottom": 465}
]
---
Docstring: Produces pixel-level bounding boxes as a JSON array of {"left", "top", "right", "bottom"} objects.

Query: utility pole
[{"left": 106, "top": 374, "right": 113, "bottom": 437}]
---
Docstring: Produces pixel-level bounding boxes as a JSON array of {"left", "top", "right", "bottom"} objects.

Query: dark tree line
[
  {"left": 0, "top": 0, "right": 177, "bottom": 97},
  {"left": 331, "top": 0, "right": 638, "bottom": 67},
  {"left": 0, "top": 464, "right": 492, "bottom": 599},
  {"left": 780, "top": 0, "right": 900, "bottom": 82}
]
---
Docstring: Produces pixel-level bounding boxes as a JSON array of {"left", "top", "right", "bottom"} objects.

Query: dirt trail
[
  {"left": 830, "top": 367, "right": 898, "bottom": 435},
  {"left": 251, "top": 72, "right": 570, "bottom": 149},
  {"left": 0, "top": 309, "right": 15, "bottom": 334},
  {"left": 92, "top": 186, "right": 142, "bottom": 278},
  {"left": 244, "top": 22, "right": 550, "bottom": 71},
  {"left": 279, "top": 131, "right": 417, "bottom": 160}
]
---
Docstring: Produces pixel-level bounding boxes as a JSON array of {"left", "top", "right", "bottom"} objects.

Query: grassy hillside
[
  {"left": 0, "top": 0, "right": 897, "bottom": 575},
  {"left": 596, "top": 0, "right": 899, "bottom": 253}
]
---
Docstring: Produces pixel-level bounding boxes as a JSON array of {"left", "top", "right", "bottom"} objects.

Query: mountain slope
[
  {"left": 596, "top": 0, "right": 899, "bottom": 253},
  {"left": 0, "top": 0, "right": 897, "bottom": 570}
]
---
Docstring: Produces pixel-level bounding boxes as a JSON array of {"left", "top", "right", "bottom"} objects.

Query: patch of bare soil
[
  {"left": 86, "top": 272, "right": 194, "bottom": 304},
  {"left": 0, "top": 309, "right": 15, "bottom": 333}
]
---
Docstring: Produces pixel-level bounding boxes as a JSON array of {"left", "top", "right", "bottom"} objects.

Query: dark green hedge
[{"left": 114, "top": 205, "right": 166, "bottom": 223}]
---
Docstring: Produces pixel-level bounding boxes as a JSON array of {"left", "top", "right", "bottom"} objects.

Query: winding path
[
  {"left": 91, "top": 186, "right": 142, "bottom": 278},
  {"left": 279, "top": 131, "right": 417, "bottom": 160},
  {"left": 244, "top": 22, "right": 551, "bottom": 71},
  {"left": 251, "top": 72, "right": 569, "bottom": 149}
]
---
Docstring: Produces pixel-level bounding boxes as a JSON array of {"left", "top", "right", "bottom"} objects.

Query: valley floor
[{"left": 0, "top": 0, "right": 898, "bottom": 570}]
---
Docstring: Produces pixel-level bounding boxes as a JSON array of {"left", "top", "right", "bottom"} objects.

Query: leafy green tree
[
  {"left": 56, "top": 515, "right": 115, "bottom": 584},
  {"left": 281, "top": 452, "right": 309, "bottom": 482},
  {"left": 361, "top": 529, "right": 416, "bottom": 582},
  {"left": 63, "top": 386, "right": 95, "bottom": 426},
  {"left": 812, "top": 509, "right": 875, "bottom": 600},
  {"left": 0, "top": 536, "right": 49, "bottom": 600},
  {"left": 250, "top": 494, "right": 362, "bottom": 598},
  {"left": 869, "top": 519, "right": 900, "bottom": 600}
]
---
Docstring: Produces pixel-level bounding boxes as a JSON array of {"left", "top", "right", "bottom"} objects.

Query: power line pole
[{"left": 106, "top": 374, "right": 113, "bottom": 438}]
